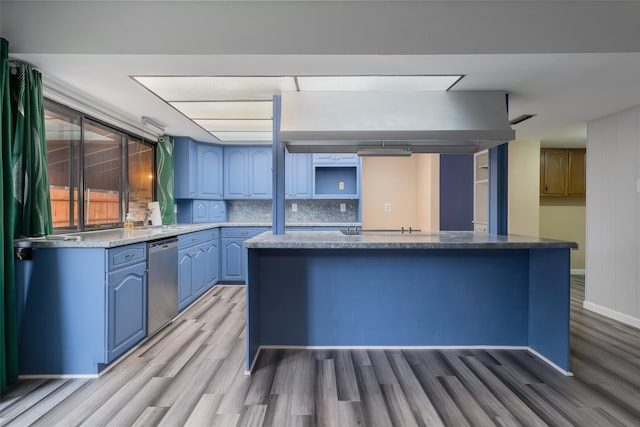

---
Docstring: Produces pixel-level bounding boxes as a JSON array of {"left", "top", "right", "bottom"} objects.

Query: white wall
[
  {"left": 585, "top": 105, "right": 640, "bottom": 328},
  {"left": 508, "top": 140, "right": 540, "bottom": 237}
]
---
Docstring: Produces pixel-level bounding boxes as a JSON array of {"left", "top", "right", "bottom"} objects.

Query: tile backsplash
[{"left": 228, "top": 199, "right": 359, "bottom": 223}]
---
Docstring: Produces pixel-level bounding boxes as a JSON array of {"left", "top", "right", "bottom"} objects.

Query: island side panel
[
  {"left": 246, "top": 248, "right": 261, "bottom": 372},
  {"left": 254, "top": 248, "right": 530, "bottom": 348},
  {"left": 528, "top": 248, "right": 571, "bottom": 372},
  {"left": 17, "top": 248, "right": 106, "bottom": 375}
]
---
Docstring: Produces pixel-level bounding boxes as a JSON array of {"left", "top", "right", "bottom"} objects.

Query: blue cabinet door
[
  {"left": 107, "top": 261, "right": 147, "bottom": 363},
  {"left": 192, "top": 200, "right": 210, "bottom": 223},
  {"left": 174, "top": 138, "right": 197, "bottom": 199},
  {"left": 248, "top": 147, "right": 272, "bottom": 198},
  {"left": 191, "top": 244, "right": 207, "bottom": 298},
  {"left": 221, "top": 238, "right": 244, "bottom": 281},
  {"left": 202, "top": 240, "right": 219, "bottom": 292},
  {"left": 285, "top": 152, "right": 312, "bottom": 199},
  {"left": 178, "top": 247, "right": 194, "bottom": 311},
  {"left": 312, "top": 153, "right": 358, "bottom": 164},
  {"left": 197, "top": 144, "right": 223, "bottom": 199},
  {"left": 224, "top": 148, "right": 248, "bottom": 198},
  {"left": 209, "top": 201, "right": 228, "bottom": 222},
  {"left": 224, "top": 146, "right": 272, "bottom": 199}
]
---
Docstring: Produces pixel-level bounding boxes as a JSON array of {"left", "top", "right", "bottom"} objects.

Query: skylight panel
[
  {"left": 296, "top": 75, "right": 462, "bottom": 91},
  {"left": 134, "top": 76, "right": 296, "bottom": 101},
  {"left": 170, "top": 101, "right": 273, "bottom": 120}
]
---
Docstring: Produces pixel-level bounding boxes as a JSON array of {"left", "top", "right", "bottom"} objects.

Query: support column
[{"left": 272, "top": 95, "right": 285, "bottom": 235}]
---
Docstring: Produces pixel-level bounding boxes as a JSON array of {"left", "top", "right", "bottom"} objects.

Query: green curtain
[
  {"left": 156, "top": 135, "right": 175, "bottom": 224},
  {"left": 10, "top": 62, "right": 52, "bottom": 237},
  {"left": 1, "top": 38, "right": 18, "bottom": 390}
]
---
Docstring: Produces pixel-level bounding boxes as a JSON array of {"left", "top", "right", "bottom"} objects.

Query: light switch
[
  {"left": 339, "top": 181, "right": 345, "bottom": 190},
  {"left": 637, "top": 179, "right": 640, "bottom": 193},
  {"left": 340, "top": 203, "right": 346, "bottom": 212},
  {"left": 291, "top": 203, "right": 298, "bottom": 212},
  {"left": 384, "top": 203, "right": 392, "bottom": 212}
]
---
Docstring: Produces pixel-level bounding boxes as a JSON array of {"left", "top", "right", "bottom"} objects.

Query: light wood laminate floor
[{"left": 2, "top": 277, "right": 640, "bottom": 426}]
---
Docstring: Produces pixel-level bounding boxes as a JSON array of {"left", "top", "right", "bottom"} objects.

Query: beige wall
[
  {"left": 539, "top": 197, "right": 586, "bottom": 270},
  {"left": 361, "top": 154, "right": 439, "bottom": 231},
  {"left": 508, "top": 140, "right": 540, "bottom": 237}
]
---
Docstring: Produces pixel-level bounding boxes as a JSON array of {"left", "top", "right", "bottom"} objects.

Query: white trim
[
  {"left": 583, "top": 301, "right": 640, "bottom": 329},
  {"left": 526, "top": 348, "right": 573, "bottom": 376},
  {"left": 244, "top": 347, "right": 263, "bottom": 376},
  {"left": 258, "top": 345, "right": 529, "bottom": 351},
  {"left": 570, "top": 269, "right": 585, "bottom": 275},
  {"left": 247, "top": 345, "right": 573, "bottom": 376},
  {"left": 19, "top": 374, "right": 99, "bottom": 379}
]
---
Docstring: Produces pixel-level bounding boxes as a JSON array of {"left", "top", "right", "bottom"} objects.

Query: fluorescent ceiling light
[
  {"left": 357, "top": 147, "right": 412, "bottom": 157},
  {"left": 211, "top": 131, "right": 272, "bottom": 142},
  {"left": 195, "top": 119, "right": 272, "bottom": 132},
  {"left": 170, "top": 101, "right": 272, "bottom": 119},
  {"left": 297, "top": 75, "right": 462, "bottom": 91},
  {"left": 141, "top": 116, "right": 165, "bottom": 133},
  {"left": 133, "top": 76, "right": 296, "bottom": 101}
]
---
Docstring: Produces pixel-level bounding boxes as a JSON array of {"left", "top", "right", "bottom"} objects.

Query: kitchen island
[{"left": 244, "top": 231, "right": 578, "bottom": 374}]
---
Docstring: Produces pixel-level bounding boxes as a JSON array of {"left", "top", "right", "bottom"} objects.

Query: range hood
[{"left": 280, "top": 91, "right": 515, "bottom": 154}]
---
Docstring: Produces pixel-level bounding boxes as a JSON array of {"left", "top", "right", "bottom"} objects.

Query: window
[{"left": 45, "top": 100, "right": 156, "bottom": 231}]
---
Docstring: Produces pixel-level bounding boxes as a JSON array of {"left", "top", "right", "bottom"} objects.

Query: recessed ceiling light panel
[
  {"left": 297, "top": 75, "right": 462, "bottom": 91},
  {"left": 211, "top": 131, "right": 272, "bottom": 142},
  {"left": 170, "top": 101, "right": 273, "bottom": 119},
  {"left": 134, "top": 76, "right": 296, "bottom": 101},
  {"left": 195, "top": 119, "right": 272, "bottom": 132}
]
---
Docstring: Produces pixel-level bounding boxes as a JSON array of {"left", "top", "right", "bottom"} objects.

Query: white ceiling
[{"left": 4, "top": 1, "right": 640, "bottom": 149}]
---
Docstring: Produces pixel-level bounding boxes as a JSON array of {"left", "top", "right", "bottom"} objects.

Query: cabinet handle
[
  {"left": 125, "top": 253, "right": 134, "bottom": 259},
  {"left": 192, "top": 252, "right": 197, "bottom": 256}
]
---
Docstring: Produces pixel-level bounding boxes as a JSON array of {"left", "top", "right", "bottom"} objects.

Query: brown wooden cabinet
[{"left": 540, "top": 148, "right": 586, "bottom": 196}]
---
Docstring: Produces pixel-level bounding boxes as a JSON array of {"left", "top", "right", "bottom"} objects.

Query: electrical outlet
[
  {"left": 340, "top": 203, "right": 346, "bottom": 212},
  {"left": 339, "top": 181, "right": 345, "bottom": 190},
  {"left": 291, "top": 203, "right": 298, "bottom": 212},
  {"left": 637, "top": 179, "right": 640, "bottom": 193},
  {"left": 384, "top": 203, "right": 392, "bottom": 212}
]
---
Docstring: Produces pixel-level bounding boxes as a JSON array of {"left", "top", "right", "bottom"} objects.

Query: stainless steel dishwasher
[{"left": 147, "top": 237, "right": 178, "bottom": 336}]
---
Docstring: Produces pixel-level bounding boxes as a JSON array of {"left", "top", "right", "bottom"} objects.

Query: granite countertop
[
  {"left": 14, "top": 222, "right": 360, "bottom": 248},
  {"left": 244, "top": 230, "right": 579, "bottom": 250}
]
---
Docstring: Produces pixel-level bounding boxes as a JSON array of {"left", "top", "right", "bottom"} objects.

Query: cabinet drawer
[
  {"left": 221, "top": 227, "right": 269, "bottom": 239},
  {"left": 107, "top": 243, "right": 147, "bottom": 271},
  {"left": 178, "top": 229, "right": 219, "bottom": 249}
]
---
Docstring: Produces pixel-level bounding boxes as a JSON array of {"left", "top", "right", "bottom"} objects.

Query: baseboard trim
[
  {"left": 527, "top": 348, "right": 573, "bottom": 376},
  {"left": 249, "top": 345, "right": 572, "bottom": 376},
  {"left": 19, "top": 374, "right": 99, "bottom": 379},
  {"left": 583, "top": 301, "right": 640, "bottom": 329},
  {"left": 570, "top": 269, "right": 586, "bottom": 275}
]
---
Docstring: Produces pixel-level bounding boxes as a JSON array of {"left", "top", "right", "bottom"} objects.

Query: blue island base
[{"left": 246, "top": 247, "right": 571, "bottom": 375}]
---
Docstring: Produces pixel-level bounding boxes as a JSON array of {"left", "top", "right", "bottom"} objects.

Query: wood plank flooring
[{"left": 2, "top": 277, "right": 640, "bottom": 426}]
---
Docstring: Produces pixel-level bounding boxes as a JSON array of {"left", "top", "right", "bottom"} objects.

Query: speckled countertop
[
  {"left": 14, "top": 222, "right": 359, "bottom": 248},
  {"left": 243, "top": 230, "right": 578, "bottom": 250}
]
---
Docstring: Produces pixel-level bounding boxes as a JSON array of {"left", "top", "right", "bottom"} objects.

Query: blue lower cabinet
[
  {"left": 221, "top": 239, "right": 244, "bottom": 281},
  {"left": 178, "top": 229, "right": 220, "bottom": 311},
  {"left": 221, "top": 227, "right": 268, "bottom": 281},
  {"left": 106, "top": 260, "right": 147, "bottom": 363}
]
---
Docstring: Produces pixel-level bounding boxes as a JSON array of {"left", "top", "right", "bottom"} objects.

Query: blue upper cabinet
[
  {"left": 312, "top": 153, "right": 359, "bottom": 165},
  {"left": 312, "top": 153, "right": 361, "bottom": 199},
  {"left": 174, "top": 137, "right": 223, "bottom": 200},
  {"left": 285, "top": 152, "right": 312, "bottom": 199},
  {"left": 197, "top": 144, "right": 223, "bottom": 199},
  {"left": 224, "top": 146, "right": 272, "bottom": 199},
  {"left": 174, "top": 138, "right": 197, "bottom": 199}
]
